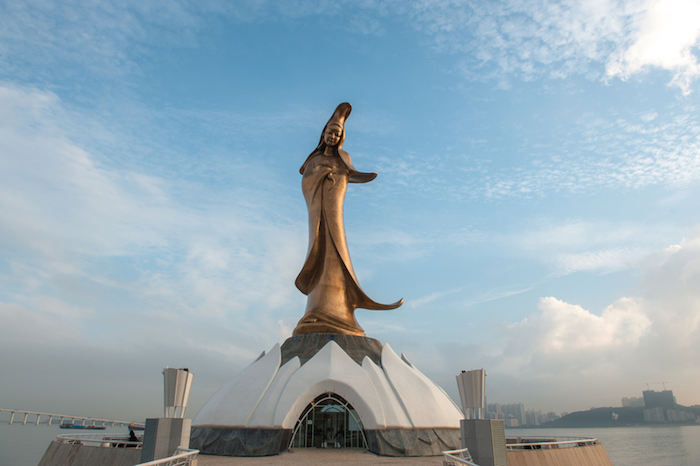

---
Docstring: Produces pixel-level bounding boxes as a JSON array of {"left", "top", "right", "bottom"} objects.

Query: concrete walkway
[{"left": 197, "top": 449, "right": 442, "bottom": 465}]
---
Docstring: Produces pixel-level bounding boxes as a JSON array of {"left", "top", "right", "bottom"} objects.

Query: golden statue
[{"left": 294, "top": 103, "right": 403, "bottom": 336}]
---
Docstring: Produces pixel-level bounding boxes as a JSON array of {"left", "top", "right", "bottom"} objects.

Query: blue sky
[{"left": 2, "top": 0, "right": 700, "bottom": 421}]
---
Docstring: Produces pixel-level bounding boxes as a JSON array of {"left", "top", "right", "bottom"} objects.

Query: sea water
[
  {"left": 1, "top": 422, "right": 699, "bottom": 466},
  {"left": 506, "top": 426, "right": 700, "bottom": 466}
]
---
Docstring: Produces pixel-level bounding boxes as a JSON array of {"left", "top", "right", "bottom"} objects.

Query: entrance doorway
[{"left": 289, "top": 392, "right": 367, "bottom": 449}]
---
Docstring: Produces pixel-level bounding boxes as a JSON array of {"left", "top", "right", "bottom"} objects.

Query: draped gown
[{"left": 293, "top": 151, "right": 402, "bottom": 336}]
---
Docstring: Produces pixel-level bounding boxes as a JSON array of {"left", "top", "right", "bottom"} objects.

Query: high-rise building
[
  {"left": 642, "top": 390, "right": 676, "bottom": 410},
  {"left": 501, "top": 403, "right": 526, "bottom": 426},
  {"left": 486, "top": 402, "right": 504, "bottom": 420}
]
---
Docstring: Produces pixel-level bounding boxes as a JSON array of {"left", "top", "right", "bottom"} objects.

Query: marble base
[{"left": 280, "top": 333, "right": 383, "bottom": 366}]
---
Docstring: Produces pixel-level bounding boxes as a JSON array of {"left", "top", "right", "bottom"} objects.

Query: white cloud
[
  {"left": 3, "top": 0, "right": 699, "bottom": 93},
  {"left": 513, "top": 296, "right": 651, "bottom": 354},
  {"left": 0, "top": 84, "right": 174, "bottom": 267},
  {"left": 409, "top": 287, "right": 462, "bottom": 307},
  {"left": 410, "top": 0, "right": 638, "bottom": 81},
  {"left": 640, "top": 231, "right": 700, "bottom": 346},
  {"left": 606, "top": 0, "right": 700, "bottom": 94},
  {"left": 0, "top": 83, "right": 315, "bottom": 419},
  {"left": 419, "top": 227, "right": 700, "bottom": 412},
  {"left": 494, "top": 228, "right": 700, "bottom": 408},
  {"left": 461, "top": 287, "right": 534, "bottom": 307},
  {"left": 554, "top": 247, "right": 639, "bottom": 274},
  {"left": 511, "top": 219, "right": 673, "bottom": 275},
  {"left": 469, "top": 105, "right": 700, "bottom": 198},
  {"left": 0, "top": 84, "right": 306, "bottom": 318},
  {"left": 408, "top": 0, "right": 700, "bottom": 92}
]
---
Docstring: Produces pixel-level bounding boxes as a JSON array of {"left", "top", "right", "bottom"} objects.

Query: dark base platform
[
  {"left": 189, "top": 427, "right": 292, "bottom": 457},
  {"left": 366, "top": 428, "right": 461, "bottom": 456},
  {"left": 190, "top": 426, "right": 460, "bottom": 457}
]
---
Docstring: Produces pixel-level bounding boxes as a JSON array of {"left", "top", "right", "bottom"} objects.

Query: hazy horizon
[{"left": 2, "top": 0, "right": 700, "bottom": 422}]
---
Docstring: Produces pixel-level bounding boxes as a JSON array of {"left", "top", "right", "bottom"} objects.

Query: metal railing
[
  {"left": 506, "top": 436, "right": 598, "bottom": 450},
  {"left": 54, "top": 433, "right": 198, "bottom": 465},
  {"left": 56, "top": 432, "right": 142, "bottom": 448},
  {"left": 442, "top": 447, "right": 478, "bottom": 466},
  {"left": 135, "top": 447, "right": 199, "bottom": 466},
  {"left": 0, "top": 407, "right": 139, "bottom": 427}
]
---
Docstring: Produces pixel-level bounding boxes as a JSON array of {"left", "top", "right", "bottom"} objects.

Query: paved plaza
[{"left": 197, "top": 449, "right": 442, "bottom": 465}]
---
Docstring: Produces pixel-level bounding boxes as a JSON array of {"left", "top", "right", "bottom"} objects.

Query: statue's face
[{"left": 323, "top": 124, "right": 342, "bottom": 147}]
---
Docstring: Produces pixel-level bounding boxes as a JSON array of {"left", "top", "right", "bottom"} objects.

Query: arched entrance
[{"left": 289, "top": 392, "right": 368, "bottom": 449}]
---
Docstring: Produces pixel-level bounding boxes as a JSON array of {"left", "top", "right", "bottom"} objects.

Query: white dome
[{"left": 193, "top": 339, "right": 462, "bottom": 430}]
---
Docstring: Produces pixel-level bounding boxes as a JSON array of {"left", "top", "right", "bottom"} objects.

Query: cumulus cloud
[
  {"left": 420, "top": 227, "right": 700, "bottom": 412},
  {"left": 508, "top": 296, "right": 650, "bottom": 356},
  {"left": 606, "top": 0, "right": 700, "bottom": 94},
  {"left": 489, "top": 229, "right": 700, "bottom": 409},
  {"left": 640, "top": 232, "right": 700, "bottom": 349}
]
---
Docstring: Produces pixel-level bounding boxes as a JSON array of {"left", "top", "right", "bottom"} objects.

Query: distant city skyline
[{"left": 1, "top": 0, "right": 700, "bottom": 421}]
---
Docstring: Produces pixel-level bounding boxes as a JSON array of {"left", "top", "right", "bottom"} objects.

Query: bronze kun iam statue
[{"left": 294, "top": 103, "right": 403, "bottom": 336}]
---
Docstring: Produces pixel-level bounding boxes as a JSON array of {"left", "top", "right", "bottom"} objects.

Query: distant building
[
  {"left": 487, "top": 402, "right": 504, "bottom": 420},
  {"left": 621, "top": 396, "right": 644, "bottom": 407},
  {"left": 643, "top": 406, "right": 665, "bottom": 423},
  {"left": 489, "top": 402, "right": 561, "bottom": 427},
  {"left": 525, "top": 410, "right": 539, "bottom": 426},
  {"left": 643, "top": 390, "right": 676, "bottom": 410},
  {"left": 501, "top": 403, "right": 526, "bottom": 426},
  {"left": 640, "top": 389, "right": 696, "bottom": 423},
  {"left": 504, "top": 418, "right": 519, "bottom": 427}
]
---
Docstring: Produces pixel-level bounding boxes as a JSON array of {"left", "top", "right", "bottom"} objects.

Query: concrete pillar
[
  {"left": 48, "top": 416, "right": 53, "bottom": 426},
  {"left": 9, "top": 412, "right": 14, "bottom": 424},
  {"left": 140, "top": 418, "right": 192, "bottom": 463},
  {"left": 23, "top": 413, "right": 28, "bottom": 425},
  {"left": 460, "top": 419, "right": 507, "bottom": 466},
  {"left": 36, "top": 414, "right": 41, "bottom": 425}
]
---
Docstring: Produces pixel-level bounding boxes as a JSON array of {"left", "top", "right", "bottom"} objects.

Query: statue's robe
[{"left": 294, "top": 149, "right": 402, "bottom": 336}]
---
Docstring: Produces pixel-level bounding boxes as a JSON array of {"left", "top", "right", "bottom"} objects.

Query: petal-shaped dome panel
[
  {"left": 380, "top": 343, "right": 462, "bottom": 428},
  {"left": 361, "top": 356, "right": 412, "bottom": 428},
  {"left": 247, "top": 356, "right": 301, "bottom": 428},
  {"left": 193, "top": 344, "right": 281, "bottom": 427},
  {"left": 273, "top": 340, "right": 384, "bottom": 429}
]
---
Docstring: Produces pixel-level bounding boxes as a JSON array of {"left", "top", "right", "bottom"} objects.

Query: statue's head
[
  {"left": 300, "top": 102, "right": 376, "bottom": 182},
  {"left": 323, "top": 123, "right": 343, "bottom": 147},
  {"left": 317, "top": 102, "right": 351, "bottom": 154}
]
